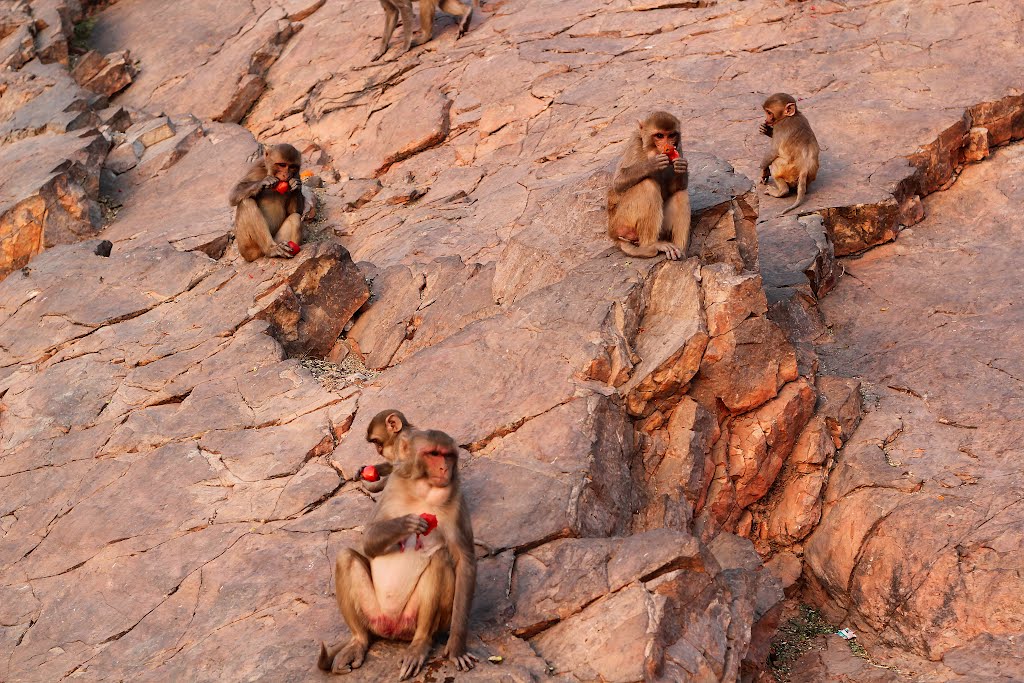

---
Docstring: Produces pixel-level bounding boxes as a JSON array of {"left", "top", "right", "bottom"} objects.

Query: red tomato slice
[{"left": 419, "top": 513, "right": 438, "bottom": 535}]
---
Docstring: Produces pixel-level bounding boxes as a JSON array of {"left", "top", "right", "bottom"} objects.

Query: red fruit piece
[
  {"left": 361, "top": 465, "right": 379, "bottom": 482},
  {"left": 420, "top": 513, "right": 438, "bottom": 535},
  {"left": 287, "top": 241, "right": 300, "bottom": 255},
  {"left": 665, "top": 146, "right": 680, "bottom": 161},
  {"left": 275, "top": 180, "right": 290, "bottom": 194}
]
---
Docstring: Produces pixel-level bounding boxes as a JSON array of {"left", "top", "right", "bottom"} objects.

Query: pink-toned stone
[
  {"left": 623, "top": 259, "right": 709, "bottom": 417},
  {"left": 0, "top": 132, "right": 108, "bottom": 278},
  {"left": 690, "top": 316, "right": 799, "bottom": 416}
]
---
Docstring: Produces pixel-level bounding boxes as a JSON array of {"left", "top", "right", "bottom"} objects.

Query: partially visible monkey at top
[
  {"left": 229, "top": 143, "right": 305, "bottom": 262},
  {"left": 607, "top": 111, "right": 691, "bottom": 260},
  {"left": 759, "top": 93, "right": 820, "bottom": 214},
  {"left": 373, "top": 0, "right": 477, "bottom": 62}
]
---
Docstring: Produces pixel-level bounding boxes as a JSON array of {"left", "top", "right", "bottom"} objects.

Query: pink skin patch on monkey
[
  {"left": 614, "top": 228, "right": 639, "bottom": 244},
  {"left": 370, "top": 612, "right": 418, "bottom": 639}
]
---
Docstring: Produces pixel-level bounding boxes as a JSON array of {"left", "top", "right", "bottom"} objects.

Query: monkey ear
[
  {"left": 637, "top": 119, "right": 645, "bottom": 131},
  {"left": 385, "top": 413, "right": 404, "bottom": 433},
  {"left": 784, "top": 103, "right": 797, "bottom": 116}
]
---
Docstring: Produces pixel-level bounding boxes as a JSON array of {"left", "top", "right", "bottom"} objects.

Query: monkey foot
[
  {"left": 764, "top": 187, "right": 788, "bottom": 198},
  {"left": 326, "top": 639, "right": 368, "bottom": 675},
  {"left": 446, "top": 649, "right": 479, "bottom": 671},
  {"left": 398, "top": 642, "right": 430, "bottom": 680}
]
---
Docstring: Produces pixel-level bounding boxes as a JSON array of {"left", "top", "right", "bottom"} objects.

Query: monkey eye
[{"left": 654, "top": 133, "right": 665, "bottom": 139}]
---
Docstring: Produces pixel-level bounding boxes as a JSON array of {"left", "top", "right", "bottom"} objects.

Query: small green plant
[
  {"left": 71, "top": 16, "right": 98, "bottom": 52},
  {"left": 767, "top": 605, "right": 834, "bottom": 681}
]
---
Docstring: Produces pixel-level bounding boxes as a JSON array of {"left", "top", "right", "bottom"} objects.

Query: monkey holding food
[
  {"left": 355, "top": 409, "right": 415, "bottom": 494},
  {"left": 373, "top": 0, "right": 475, "bottom": 62},
  {"left": 319, "top": 428, "right": 477, "bottom": 680},
  {"left": 229, "top": 143, "right": 305, "bottom": 261},
  {"left": 759, "top": 93, "right": 820, "bottom": 214},
  {"left": 607, "top": 111, "right": 691, "bottom": 260}
]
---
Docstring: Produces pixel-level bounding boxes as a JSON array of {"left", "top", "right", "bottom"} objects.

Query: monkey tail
[{"left": 781, "top": 172, "right": 808, "bottom": 215}]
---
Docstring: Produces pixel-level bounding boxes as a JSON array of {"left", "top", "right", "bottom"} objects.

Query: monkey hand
[
  {"left": 401, "top": 514, "right": 430, "bottom": 536},
  {"left": 759, "top": 123, "right": 773, "bottom": 137},
  {"left": 672, "top": 157, "right": 688, "bottom": 175},
  {"left": 288, "top": 177, "right": 302, "bottom": 192},
  {"left": 760, "top": 168, "right": 770, "bottom": 184},
  {"left": 444, "top": 642, "right": 478, "bottom": 671},
  {"left": 269, "top": 242, "right": 296, "bottom": 259},
  {"left": 261, "top": 175, "right": 279, "bottom": 189},
  {"left": 649, "top": 154, "right": 671, "bottom": 174}
]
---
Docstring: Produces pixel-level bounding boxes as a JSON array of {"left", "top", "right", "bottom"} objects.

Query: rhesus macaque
[
  {"left": 357, "top": 409, "right": 415, "bottom": 494},
  {"left": 319, "top": 429, "right": 477, "bottom": 679},
  {"left": 229, "top": 143, "right": 305, "bottom": 261},
  {"left": 372, "top": 0, "right": 473, "bottom": 61},
  {"left": 759, "top": 93, "right": 820, "bottom": 214},
  {"left": 607, "top": 111, "right": 691, "bottom": 260}
]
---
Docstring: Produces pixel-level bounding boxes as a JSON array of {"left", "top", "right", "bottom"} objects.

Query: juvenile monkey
[
  {"left": 319, "top": 429, "right": 477, "bottom": 680},
  {"left": 356, "top": 409, "right": 415, "bottom": 494},
  {"left": 607, "top": 111, "right": 691, "bottom": 260},
  {"left": 759, "top": 93, "right": 820, "bottom": 214},
  {"left": 229, "top": 144, "right": 305, "bottom": 261},
  {"left": 373, "top": 0, "right": 473, "bottom": 62}
]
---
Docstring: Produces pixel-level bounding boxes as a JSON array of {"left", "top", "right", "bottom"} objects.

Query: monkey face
[
  {"left": 651, "top": 129, "right": 680, "bottom": 155},
  {"left": 272, "top": 159, "right": 299, "bottom": 182},
  {"left": 764, "top": 99, "right": 797, "bottom": 125},
  {"left": 419, "top": 444, "right": 456, "bottom": 487}
]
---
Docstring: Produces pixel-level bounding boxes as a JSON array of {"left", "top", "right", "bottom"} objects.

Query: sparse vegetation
[
  {"left": 767, "top": 605, "right": 834, "bottom": 681},
  {"left": 71, "top": 17, "right": 98, "bottom": 53},
  {"left": 300, "top": 353, "right": 379, "bottom": 392}
]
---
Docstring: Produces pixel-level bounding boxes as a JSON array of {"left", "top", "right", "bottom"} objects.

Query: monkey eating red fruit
[
  {"left": 275, "top": 180, "right": 290, "bottom": 194},
  {"left": 419, "top": 512, "right": 438, "bottom": 535}
]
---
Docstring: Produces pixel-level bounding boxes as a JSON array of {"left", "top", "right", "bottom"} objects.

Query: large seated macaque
[
  {"left": 607, "top": 111, "right": 691, "bottom": 260},
  {"left": 229, "top": 143, "right": 305, "bottom": 261},
  {"left": 373, "top": 0, "right": 474, "bottom": 62},
  {"left": 759, "top": 93, "right": 820, "bottom": 214},
  {"left": 356, "top": 409, "right": 415, "bottom": 494},
  {"left": 319, "top": 429, "right": 477, "bottom": 679}
]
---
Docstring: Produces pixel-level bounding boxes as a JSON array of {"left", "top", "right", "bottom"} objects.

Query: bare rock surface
[
  {"left": 89, "top": 0, "right": 304, "bottom": 123},
  {"left": 0, "top": 125, "right": 108, "bottom": 278},
  {"left": 800, "top": 144, "right": 1024, "bottom": 676},
  {"left": 0, "top": 0, "right": 1023, "bottom": 681}
]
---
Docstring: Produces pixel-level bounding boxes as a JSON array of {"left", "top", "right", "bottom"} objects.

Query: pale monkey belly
[
  {"left": 258, "top": 191, "right": 288, "bottom": 232},
  {"left": 370, "top": 533, "right": 443, "bottom": 618}
]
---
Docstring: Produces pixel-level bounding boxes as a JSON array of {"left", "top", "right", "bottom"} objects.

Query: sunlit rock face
[{"left": 1, "top": 0, "right": 1023, "bottom": 681}]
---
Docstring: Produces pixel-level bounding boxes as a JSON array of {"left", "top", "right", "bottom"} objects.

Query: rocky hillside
[{"left": 0, "top": 0, "right": 1021, "bottom": 681}]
